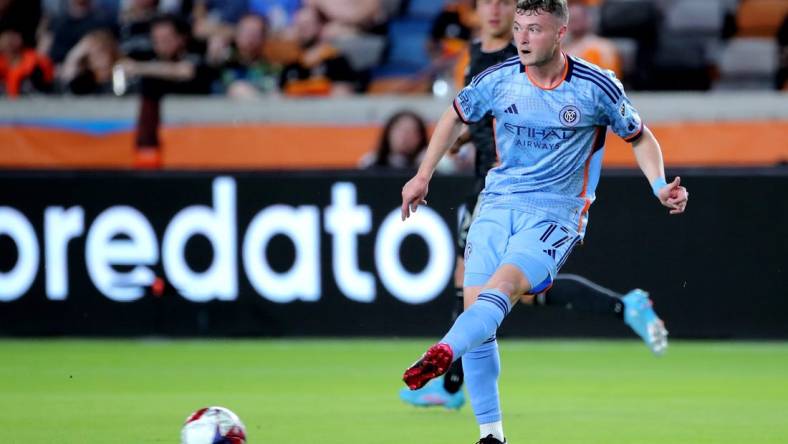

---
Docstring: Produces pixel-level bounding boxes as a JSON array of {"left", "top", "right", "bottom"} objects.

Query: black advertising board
[{"left": 0, "top": 169, "right": 786, "bottom": 338}]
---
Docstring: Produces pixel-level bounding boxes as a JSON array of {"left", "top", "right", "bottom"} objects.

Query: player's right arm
[
  {"left": 401, "top": 107, "right": 464, "bottom": 220},
  {"left": 401, "top": 77, "right": 494, "bottom": 221}
]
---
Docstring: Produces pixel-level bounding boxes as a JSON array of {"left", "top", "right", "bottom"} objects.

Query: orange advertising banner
[{"left": 1, "top": 120, "right": 786, "bottom": 169}]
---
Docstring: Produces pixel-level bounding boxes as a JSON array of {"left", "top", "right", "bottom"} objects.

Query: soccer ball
[{"left": 180, "top": 406, "right": 247, "bottom": 444}]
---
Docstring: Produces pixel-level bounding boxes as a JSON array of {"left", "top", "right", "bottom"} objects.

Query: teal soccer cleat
[
  {"left": 398, "top": 377, "right": 465, "bottom": 410},
  {"left": 622, "top": 289, "right": 669, "bottom": 356}
]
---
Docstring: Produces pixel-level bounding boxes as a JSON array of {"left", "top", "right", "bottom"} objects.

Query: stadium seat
[
  {"left": 717, "top": 37, "right": 779, "bottom": 88},
  {"left": 374, "top": 18, "right": 432, "bottom": 76},
  {"left": 611, "top": 38, "right": 638, "bottom": 80},
  {"left": 406, "top": 0, "right": 447, "bottom": 19},
  {"left": 648, "top": 35, "right": 713, "bottom": 90},
  {"left": 736, "top": 0, "right": 788, "bottom": 37},
  {"left": 381, "top": 0, "right": 405, "bottom": 17},
  {"left": 331, "top": 35, "right": 387, "bottom": 71},
  {"left": 598, "top": 0, "right": 661, "bottom": 40},
  {"left": 719, "top": 0, "right": 742, "bottom": 13},
  {"left": 664, "top": 0, "right": 724, "bottom": 35}
]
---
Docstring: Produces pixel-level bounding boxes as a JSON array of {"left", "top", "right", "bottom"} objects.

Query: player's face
[
  {"left": 476, "top": 0, "right": 516, "bottom": 40},
  {"left": 512, "top": 9, "right": 566, "bottom": 66}
]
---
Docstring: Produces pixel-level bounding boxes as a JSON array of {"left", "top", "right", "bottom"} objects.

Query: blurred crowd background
[
  {"left": 1, "top": 0, "right": 786, "bottom": 172},
  {"left": 1, "top": 0, "right": 787, "bottom": 101}
]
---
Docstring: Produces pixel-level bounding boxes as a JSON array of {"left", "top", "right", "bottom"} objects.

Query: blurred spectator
[
  {"left": 564, "top": 0, "right": 621, "bottom": 78},
  {"left": 192, "top": 0, "right": 246, "bottom": 43},
  {"left": 39, "top": 0, "right": 116, "bottom": 64},
  {"left": 0, "top": 0, "right": 41, "bottom": 48},
  {"left": 359, "top": 110, "right": 428, "bottom": 169},
  {"left": 59, "top": 29, "right": 119, "bottom": 94},
  {"left": 214, "top": 14, "right": 280, "bottom": 98},
  {"left": 130, "top": 14, "right": 217, "bottom": 169},
  {"left": 118, "top": 14, "right": 217, "bottom": 97},
  {"left": 249, "top": 0, "right": 301, "bottom": 32},
  {"left": 279, "top": 6, "right": 359, "bottom": 96},
  {"left": 428, "top": 0, "right": 477, "bottom": 90},
  {"left": 157, "top": 0, "right": 191, "bottom": 16},
  {"left": 118, "top": 0, "right": 159, "bottom": 60},
  {"left": 42, "top": 0, "right": 119, "bottom": 21},
  {"left": 430, "top": 0, "right": 476, "bottom": 54},
  {"left": 305, "top": 0, "right": 389, "bottom": 38},
  {"left": 0, "top": 28, "right": 54, "bottom": 97},
  {"left": 777, "top": 15, "right": 788, "bottom": 91},
  {"left": 199, "top": 0, "right": 247, "bottom": 24}
]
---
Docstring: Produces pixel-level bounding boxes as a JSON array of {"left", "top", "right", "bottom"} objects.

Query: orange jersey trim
[
  {"left": 577, "top": 127, "right": 602, "bottom": 232},
  {"left": 525, "top": 53, "right": 570, "bottom": 91}
]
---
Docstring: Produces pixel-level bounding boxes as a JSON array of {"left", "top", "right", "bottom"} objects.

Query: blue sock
[
  {"left": 463, "top": 337, "right": 502, "bottom": 424},
  {"left": 441, "top": 289, "right": 512, "bottom": 360}
]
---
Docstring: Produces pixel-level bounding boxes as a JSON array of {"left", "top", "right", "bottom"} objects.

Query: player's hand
[
  {"left": 657, "top": 176, "right": 689, "bottom": 215},
  {"left": 401, "top": 175, "right": 429, "bottom": 221}
]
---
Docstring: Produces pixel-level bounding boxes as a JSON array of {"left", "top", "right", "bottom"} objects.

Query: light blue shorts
[{"left": 463, "top": 207, "right": 581, "bottom": 294}]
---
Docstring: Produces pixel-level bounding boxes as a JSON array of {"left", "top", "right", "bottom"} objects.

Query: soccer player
[
  {"left": 399, "top": 1, "right": 689, "bottom": 442},
  {"left": 399, "top": 0, "right": 668, "bottom": 413}
]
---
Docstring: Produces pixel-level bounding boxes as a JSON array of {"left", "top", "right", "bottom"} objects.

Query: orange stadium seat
[{"left": 737, "top": 0, "right": 788, "bottom": 37}]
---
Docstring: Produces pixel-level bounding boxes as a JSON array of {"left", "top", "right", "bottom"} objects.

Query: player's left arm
[
  {"left": 599, "top": 70, "right": 688, "bottom": 215},
  {"left": 632, "top": 127, "right": 689, "bottom": 215}
]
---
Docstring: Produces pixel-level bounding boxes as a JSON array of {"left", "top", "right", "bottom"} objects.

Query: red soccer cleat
[{"left": 402, "top": 343, "right": 454, "bottom": 390}]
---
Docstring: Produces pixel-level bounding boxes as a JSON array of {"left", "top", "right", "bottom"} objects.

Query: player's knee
[
  {"left": 500, "top": 254, "right": 556, "bottom": 295},
  {"left": 481, "top": 281, "right": 524, "bottom": 305},
  {"left": 485, "top": 264, "right": 532, "bottom": 298},
  {"left": 463, "top": 286, "right": 482, "bottom": 309},
  {"left": 487, "top": 280, "right": 517, "bottom": 297}
]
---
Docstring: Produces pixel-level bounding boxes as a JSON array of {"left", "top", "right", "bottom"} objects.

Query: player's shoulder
[
  {"left": 469, "top": 55, "right": 521, "bottom": 87},
  {"left": 568, "top": 55, "right": 624, "bottom": 103},
  {"left": 570, "top": 55, "right": 618, "bottom": 80}
]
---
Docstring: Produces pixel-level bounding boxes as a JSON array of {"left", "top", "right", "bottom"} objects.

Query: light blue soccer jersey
[{"left": 453, "top": 54, "right": 643, "bottom": 235}]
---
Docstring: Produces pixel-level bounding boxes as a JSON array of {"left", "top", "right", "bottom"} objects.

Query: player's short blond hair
[{"left": 516, "top": 0, "right": 569, "bottom": 24}]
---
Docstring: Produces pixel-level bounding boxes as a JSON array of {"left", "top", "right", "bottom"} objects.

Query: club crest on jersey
[{"left": 559, "top": 105, "right": 580, "bottom": 127}]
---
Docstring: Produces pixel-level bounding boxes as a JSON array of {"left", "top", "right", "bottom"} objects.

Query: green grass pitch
[{"left": 1, "top": 339, "right": 787, "bottom": 443}]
